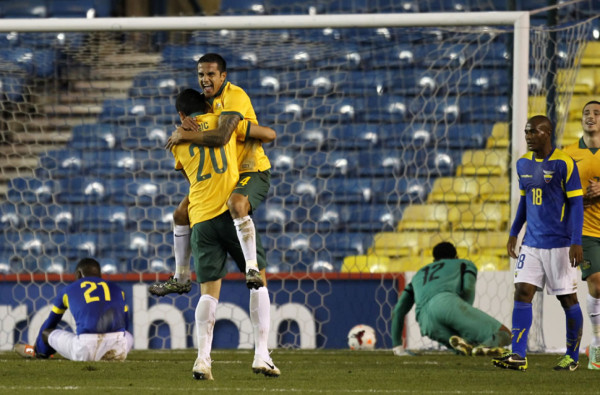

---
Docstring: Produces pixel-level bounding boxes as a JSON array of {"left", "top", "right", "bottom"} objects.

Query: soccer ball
[{"left": 347, "top": 324, "right": 376, "bottom": 350}]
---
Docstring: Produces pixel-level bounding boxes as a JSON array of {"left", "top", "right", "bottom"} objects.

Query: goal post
[{"left": 3, "top": 10, "right": 595, "bottom": 354}]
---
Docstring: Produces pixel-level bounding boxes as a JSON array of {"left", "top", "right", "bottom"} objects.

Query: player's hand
[
  {"left": 165, "top": 129, "right": 183, "bottom": 150},
  {"left": 569, "top": 244, "right": 583, "bottom": 267},
  {"left": 182, "top": 116, "right": 198, "bottom": 132},
  {"left": 507, "top": 236, "right": 519, "bottom": 259}
]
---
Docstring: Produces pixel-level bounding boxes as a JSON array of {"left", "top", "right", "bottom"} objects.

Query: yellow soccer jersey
[
  {"left": 207, "top": 80, "right": 271, "bottom": 173},
  {"left": 564, "top": 137, "right": 600, "bottom": 237},
  {"left": 172, "top": 113, "right": 250, "bottom": 226}
]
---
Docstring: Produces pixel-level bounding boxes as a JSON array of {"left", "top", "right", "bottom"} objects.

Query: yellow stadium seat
[
  {"left": 473, "top": 231, "right": 509, "bottom": 258},
  {"left": 471, "top": 254, "right": 510, "bottom": 271},
  {"left": 456, "top": 149, "right": 508, "bottom": 176},
  {"left": 448, "top": 203, "right": 510, "bottom": 231},
  {"left": 557, "top": 68, "right": 596, "bottom": 95},
  {"left": 582, "top": 41, "right": 600, "bottom": 66},
  {"left": 388, "top": 256, "right": 427, "bottom": 272},
  {"left": 397, "top": 204, "right": 449, "bottom": 231},
  {"left": 427, "top": 177, "right": 480, "bottom": 203},
  {"left": 486, "top": 122, "right": 509, "bottom": 148},
  {"left": 341, "top": 255, "right": 391, "bottom": 273},
  {"left": 478, "top": 177, "right": 510, "bottom": 202},
  {"left": 369, "top": 231, "right": 421, "bottom": 257}
]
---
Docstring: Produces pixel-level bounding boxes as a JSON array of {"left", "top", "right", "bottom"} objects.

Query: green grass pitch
[{"left": 1, "top": 349, "right": 597, "bottom": 394}]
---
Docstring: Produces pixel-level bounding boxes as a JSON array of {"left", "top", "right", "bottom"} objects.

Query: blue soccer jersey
[
  {"left": 511, "top": 148, "right": 583, "bottom": 248},
  {"left": 35, "top": 276, "right": 129, "bottom": 349}
]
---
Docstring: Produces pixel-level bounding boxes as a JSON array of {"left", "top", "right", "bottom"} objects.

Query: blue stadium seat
[
  {"left": 417, "top": 149, "right": 463, "bottom": 177},
  {"left": 435, "top": 124, "right": 488, "bottom": 149},
  {"left": 339, "top": 204, "right": 401, "bottom": 232},
  {"left": 372, "top": 43, "right": 416, "bottom": 69},
  {"left": 118, "top": 124, "right": 169, "bottom": 150},
  {"left": 276, "top": 70, "right": 335, "bottom": 97},
  {"left": 319, "top": 177, "right": 372, "bottom": 204},
  {"left": 293, "top": 205, "right": 342, "bottom": 233},
  {"left": 358, "top": 95, "right": 408, "bottom": 123},
  {"left": 37, "top": 149, "right": 83, "bottom": 178},
  {"left": 27, "top": 203, "right": 74, "bottom": 232},
  {"left": 3, "top": 1, "right": 47, "bottom": 18},
  {"left": 408, "top": 96, "right": 460, "bottom": 123},
  {"left": 267, "top": 148, "right": 305, "bottom": 176},
  {"left": 371, "top": 177, "right": 430, "bottom": 204},
  {"left": 378, "top": 123, "right": 431, "bottom": 149},
  {"left": 312, "top": 44, "right": 368, "bottom": 70},
  {"left": 56, "top": 177, "right": 109, "bottom": 204},
  {"left": 47, "top": 0, "right": 100, "bottom": 18},
  {"left": 161, "top": 44, "right": 233, "bottom": 71},
  {"left": 0, "top": 202, "right": 30, "bottom": 230},
  {"left": 0, "top": 74, "right": 26, "bottom": 102},
  {"left": 459, "top": 95, "right": 509, "bottom": 122},
  {"left": 69, "top": 123, "right": 117, "bottom": 150},
  {"left": 52, "top": 233, "right": 98, "bottom": 260},
  {"left": 265, "top": 0, "right": 323, "bottom": 14},
  {"left": 258, "top": 97, "right": 308, "bottom": 124},
  {"left": 129, "top": 70, "right": 194, "bottom": 98},
  {"left": 127, "top": 206, "right": 174, "bottom": 232},
  {"left": 326, "top": 123, "right": 381, "bottom": 150},
  {"left": 413, "top": 43, "right": 470, "bottom": 68},
  {"left": 221, "top": 0, "right": 266, "bottom": 15},
  {"left": 309, "top": 96, "right": 357, "bottom": 124},
  {"left": 73, "top": 205, "right": 130, "bottom": 232},
  {"left": 253, "top": 203, "right": 290, "bottom": 234},
  {"left": 19, "top": 32, "right": 85, "bottom": 49},
  {"left": 303, "top": 151, "right": 359, "bottom": 178},
  {"left": 83, "top": 149, "right": 138, "bottom": 177},
  {"left": 15, "top": 231, "right": 55, "bottom": 256},
  {"left": 99, "top": 231, "right": 150, "bottom": 261},
  {"left": 109, "top": 178, "right": 187, "bottom": 207},
  {"left": 269, "top": 177, "right": 320, "bottom": 205},
  {"left": 470, "top": 42, "right": 510, "bottom": 67},
  {"left": 99, "top": 97, "right": 174, "bottom": 124},
  {"left": 433, "top": 69, "right": 510, "bottom": 95},
  {"left": 356, "top": 149, "right": 426, "bottom": 178},
  {"left": 7, "top": 177, "right": 56, "bottom": 204},
  {"left": 330, "top": 70, "right": 392, "bottom": 96},
  {"left": 241, "top": 69, "right": 281, "bottom": 96},
  {"left": 308, "top": 232, "right": 372, "bottom": 265},
  {"left": 0, "top": 48, "right": 56, "bottom": 78}
]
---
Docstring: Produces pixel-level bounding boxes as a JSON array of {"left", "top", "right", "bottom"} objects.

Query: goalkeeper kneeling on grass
[
  {"left": 14, "top": 258, "right": 133, "bottom": 361},
  {"left": 391, "top": 242, "right": 511, "bottom": 356}
]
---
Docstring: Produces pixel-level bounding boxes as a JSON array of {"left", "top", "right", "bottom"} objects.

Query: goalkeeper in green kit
[{"left": 391, "top": 242, "right": 511, "bottom": 356}]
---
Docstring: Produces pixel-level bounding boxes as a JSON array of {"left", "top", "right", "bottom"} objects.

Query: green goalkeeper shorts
[{"left": 191, "top": 210, "right": 267, "bottom": 283}]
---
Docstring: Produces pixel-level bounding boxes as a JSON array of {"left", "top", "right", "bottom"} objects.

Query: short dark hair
[
  {"left": 432, "top": 242, "right": 458, "bottom": 261},
  {"left": 528, "top": 114, "right": 553, "bottom": 135},
  {"left": 583, "top": 100, "right": 600, "bottom": 113},
  {"left": 76, "top": 258, "right": 101, "bottom": 277},
  {"left": 176, "top": 88, "right": 206, "bottom": 116},
  {"left": 197, "top": 53, "right": 227, "bottom": 72}
]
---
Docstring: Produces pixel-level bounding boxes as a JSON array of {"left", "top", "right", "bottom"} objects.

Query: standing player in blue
[
  {"left": 492, "top": 115, "right": 585, "bottom": 371},
  {"left": 14, "top": 258, "right": 133, "bottom": 361}
]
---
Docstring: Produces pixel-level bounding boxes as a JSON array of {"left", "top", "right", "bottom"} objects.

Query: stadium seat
[
  {"left": 456, "top": 149, "right": 508, "bottom": 176},
  {"left": 471, "top": 254, "right": 509, "bottom": 271},
  {"left": 486, "top": 122, "right": 509, "bottom": 148},
  {"left": 447, "top": 203, "right": 510, "bottom": 231},
  {"left": 99, "top": 97, "right": 174, "bottom": 124},
  {"left": 289, "top": 205, "right": 342, "bottom": 233},
  {"left": 83, "top": 150, "right": 139, "bottom": 177},
  {"left": 371, "top": 177, "right": 429, "bottom": 204},
  {"left": 459, "top": 96, "right": 509, "bottom": 123},
  {"left": 408, "top": 96, "right": 460, "bottom": 123},
  {"left": 386, "top": 256, "right": 426, "bottom": 272},
  {"left": 269, "top": 177, "right": 320, "bottom": 205},
  {"left": 221, "top": 0, "right": 266, "bottom": 14},
  {"left": 51, "top": 233, "right": 97, "bottom": 259},
  {"left": 478, "top": 177, "right": 510, "bottom": 202},
  {"left": 37, "top": 149, "right": 83, "bottom": 178},
  {"left": 418, "top": 149, "right": 462, "bottom": 177},
  {"left": 557, "top": 68, "right": 596, "bottom": 95},
  {"left": 119, "top": 124, "right": 169, "bottom": 150},
  {"left": 242, "top": 69, "right": 281, "bottom": 96},
  {"left": 357, "top": 148, "right": 427, "bottom": 178},
  {"left": 427, "top": 177, "right": 481, "bottom": 203},
  {"left": 7, "top": 177, "right": 56, "bottom": 204},
  {"left": 0, "top": 202, "right": 25, "bottom": 230},
  {"left": 56, "top": 177, "right": 109, "bottom": 204},
  {"left": 326, "top": 123, "right": 381, "bottom": 150},
  {"left": 358, "top": 95, "right": 409, "bottom": 123},
  {"left": 127, "top": 206, "right": 174, "bottom": 232},
  {"left": 341, "top": 254, "right": 391, "bottom": 273},
  {"left": 308, "top": 97, "right": 356, "bottom": 124},
  {"left": 339, "top": 204, "right": 400, "bottom": 232},
  {"left": 0, "top": 48, "right": 56, "bottom": 78},
  {"left": 46, "top": 0, "right": 96, "bottom": 17},
  {"left": 3, "top": 1, "right": 47, "bottom": 18},
  {"left": 397, "top": 204, "right": 450, "bottom": 231},
  {"left": 27, "top": 203, "right": 74, "bottom": 232},
  {"left": 369, "top": 231, "right": 421, "bottom": 257},
  {"left": 302, "top": 151, "right": 359, "bottom": 178},
  {"left": 74, "top": 205, "right": 130, "bottom": 232},
  {"left": 253, "top": 203, "right": 291, "bottom": 234},
  {"left": 473, "top": 231, "right": 509, "bottom": 258},
  {"left": 319, "top": 177, "right": 372, "bottom": 204},
  {"left": 372, "top": 43, "right": 416, "bottom": 69},
  {"left": 109, "top": 178, "right": 187, "bottom": 207},
  {"left": 69, "top": 123, "right": 117, "bottom": 150},
  {"left": 0, "top": 74, "right": 26, "bottom": 102}
]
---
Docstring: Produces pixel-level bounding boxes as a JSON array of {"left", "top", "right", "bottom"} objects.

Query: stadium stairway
[{"left": 0, "top": 37, "right": 161, "bottom": 198}]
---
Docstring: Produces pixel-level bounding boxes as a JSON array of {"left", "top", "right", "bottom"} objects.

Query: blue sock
[
  {"left": 511, "top": 301, "right": 532, "bottom": 358},
  {"left": 564, "top": 303, "right": 583, "bottom": 362}
]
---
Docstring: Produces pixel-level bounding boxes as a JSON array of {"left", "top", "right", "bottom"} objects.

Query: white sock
[
  {"left": 173, "top": 224, "right": 191, "bottom": 283},
  {"left": 195, "top": 294, "right": 217, "bottom": 360},
  {"left": 233, "top": 216, "right": 258, "bottom": 273},
  {"left": 250, "top": 287, "right": 270, "bottom": 359},
  {"left": 587, "top": 294, "right": 600, "bottom": 347}
]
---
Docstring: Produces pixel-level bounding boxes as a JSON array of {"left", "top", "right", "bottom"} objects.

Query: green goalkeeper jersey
[{"left": 398, "top": 258, "right": 477, "bottom": 323}]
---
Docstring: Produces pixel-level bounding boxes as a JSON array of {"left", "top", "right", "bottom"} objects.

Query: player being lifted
[
  {"left": 563, "top": 100, "right": 600, "bottom": 370},
  {"left": 493, "top": 115, "right": 584, "bottom": 371},
  {"left": 170, "top": 88, "right": 279, "bottom": 380},
  {"left": 150, "top": 53, "right": 273, "bottom": 295}
]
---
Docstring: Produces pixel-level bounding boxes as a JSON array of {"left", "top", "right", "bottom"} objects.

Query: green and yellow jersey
[
  {"left": 172, "top": 112, "right": 251, "bottom": 226},
  {"left": 564, "top": 137, "right": 600, "bottom": 238},
  {"left": 207, "top": 80, "right": 271, "bottom": 173}
]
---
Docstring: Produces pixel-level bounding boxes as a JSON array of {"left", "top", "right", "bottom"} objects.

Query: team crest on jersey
[{"left": 543, "top": 170, "right": 554, "bottom": 183}]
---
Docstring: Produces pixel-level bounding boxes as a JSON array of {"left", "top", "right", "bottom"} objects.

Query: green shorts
[
  {"left": 233, "top": 170, "right": 270, "bottom": 213},
  {"left": 418, "top": 293, "right": 503, "bottom": 349},
  {"left": 190, "top": 210, "right": 267, "bottom": 283},
  {"left": 581, "top": 235, "right": 600, "bottom": 280}
]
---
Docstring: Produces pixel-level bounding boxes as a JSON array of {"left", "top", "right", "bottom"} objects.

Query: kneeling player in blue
[
  {"left": 14, "top": 258, "right": 133, "bottom": 361},
  {"left": 492, "top": 115, "right": 584, "bottom": 372},
  {"left": 391, "top": 242, "right": 511, "bottom": 356}
]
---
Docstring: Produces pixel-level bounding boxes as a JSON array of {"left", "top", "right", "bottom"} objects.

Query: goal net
[{"left": 0, "top": 10, "right": 596, "bottom": 352}]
